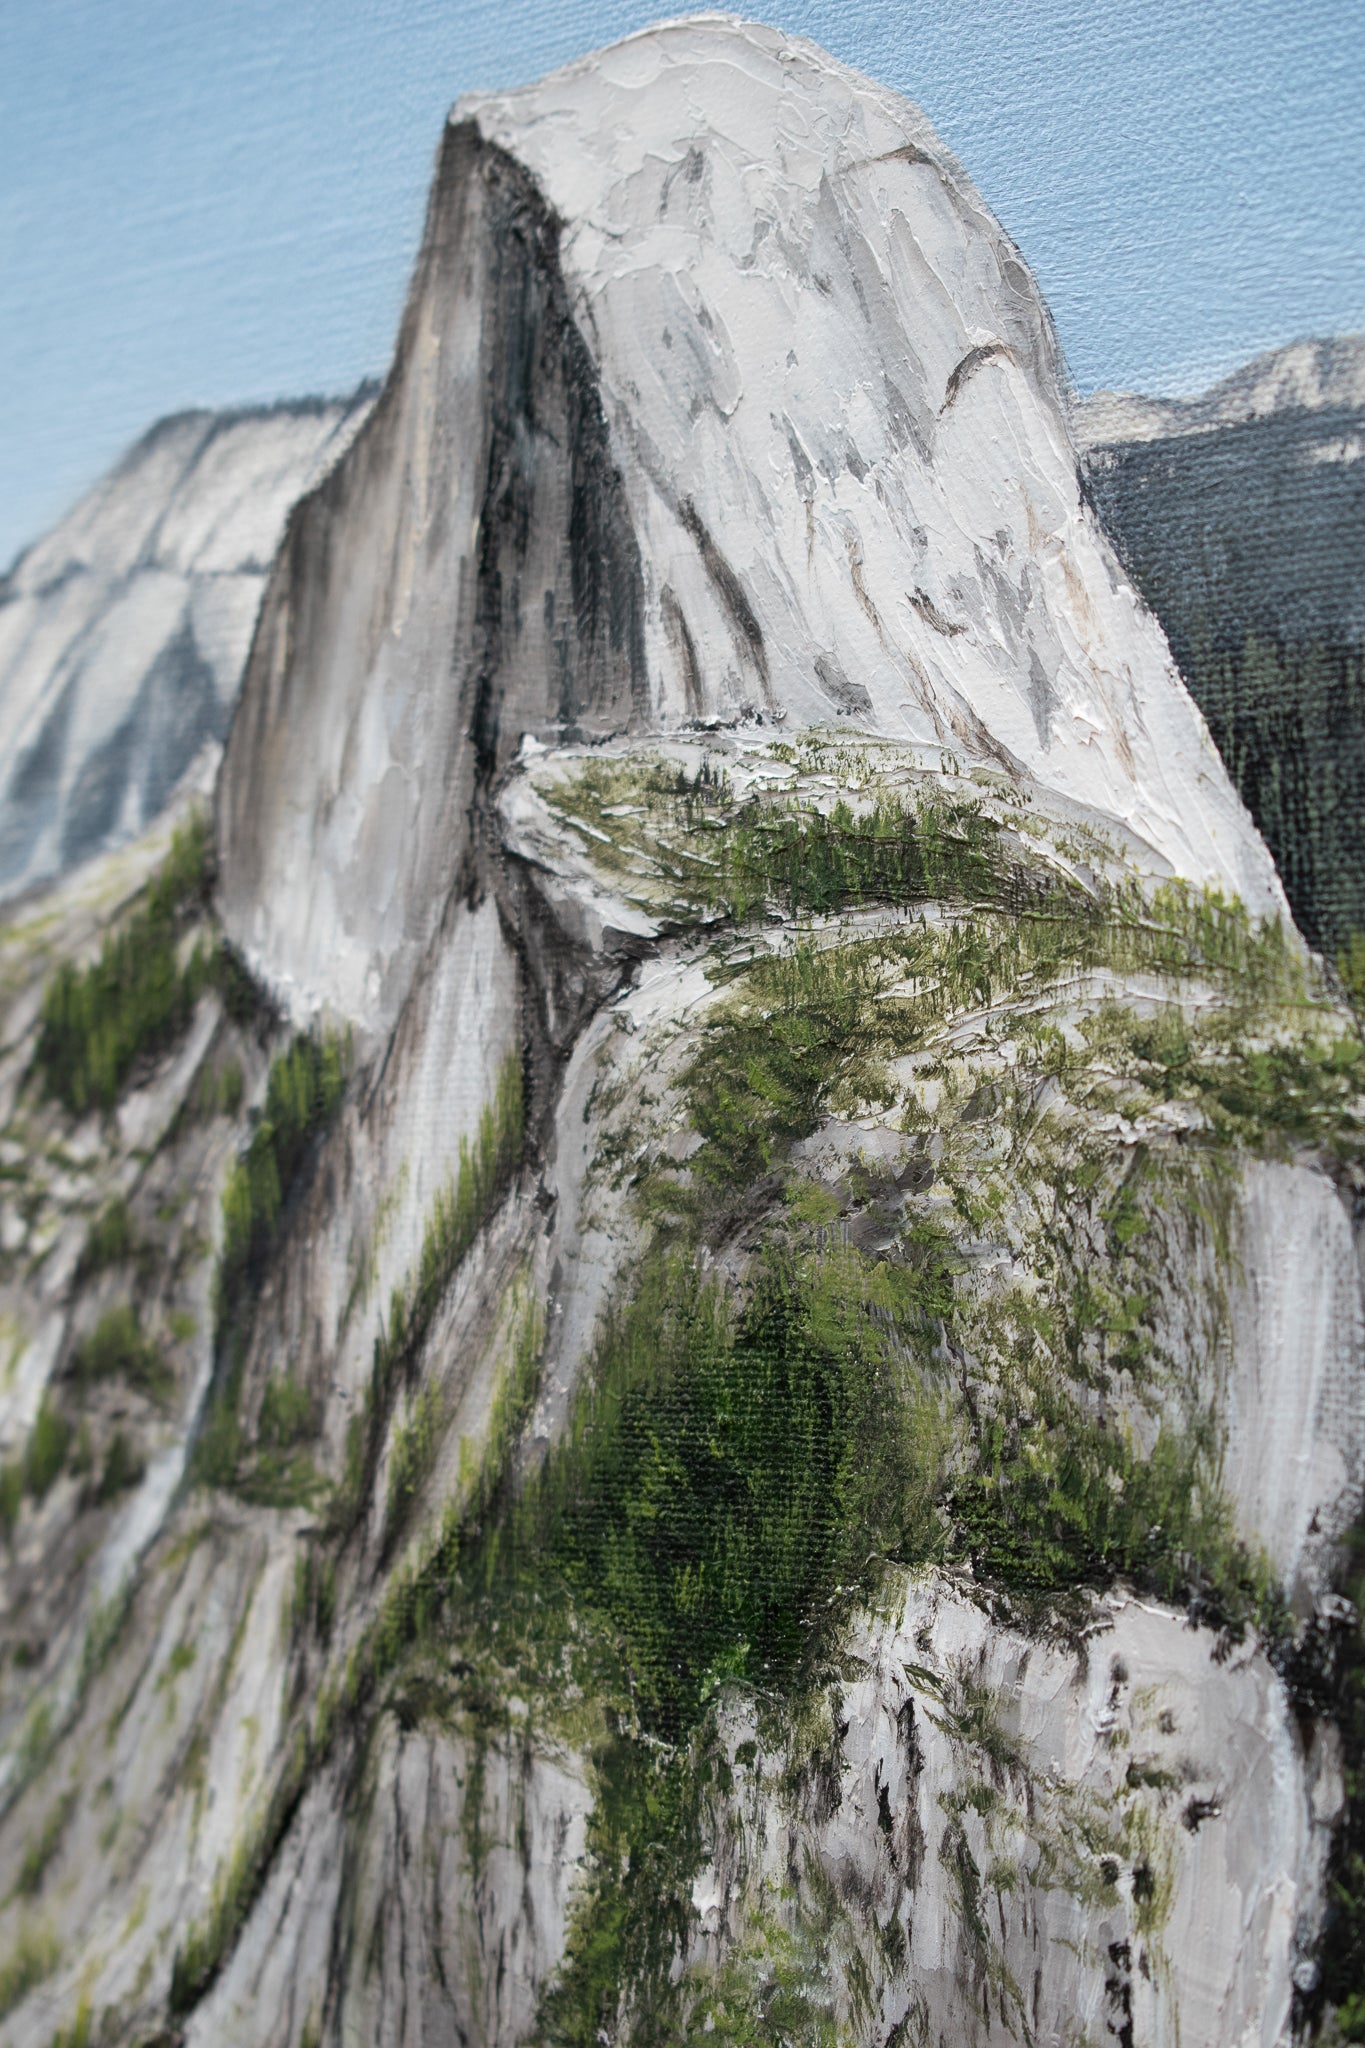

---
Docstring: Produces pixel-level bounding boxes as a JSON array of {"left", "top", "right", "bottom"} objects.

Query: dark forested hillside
[{"left": 1084, "top": 403, "right": 1365, "bottom": 961}]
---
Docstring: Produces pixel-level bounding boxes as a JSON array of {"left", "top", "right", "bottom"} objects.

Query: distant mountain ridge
[
  {"left": 1074, "top": 332, "right": 1365, "bottom": 447},
  {"left": 0, "top": 391, "right": 374, "bottom": 908}
]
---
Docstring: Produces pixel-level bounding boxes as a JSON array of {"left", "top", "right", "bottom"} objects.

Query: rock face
[
  {"left": 0, "top": 20, "right": 1361, "bottom": 2048},
  {"left": 218, "top": 17, "right": 1281, "bottom": 1036},
  {"left": 0, "top": 394, "right": 373, "bottom": 908}
]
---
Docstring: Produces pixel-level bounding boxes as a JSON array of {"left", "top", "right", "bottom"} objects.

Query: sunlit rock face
[
  {"left": 464, "top": 24, "right": 1279, "bottom": 898},
  {"left": 217, "top": 16, "right": 1280, "bottom": 1037},
  {"left": 0, "top": 395, "right": 372, "bottom": 908},
  {"left": 0, "top": 20, "right": 1360, "bottom": 2048}
]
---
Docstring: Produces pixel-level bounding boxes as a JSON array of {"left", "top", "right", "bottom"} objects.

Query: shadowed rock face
[
  {"left": 217, "top": 125, "right": 650, "bottom": 1034},
  {"left": 0, "top": 22, "right": 1359, "bottom": 2048},
  {"left": 0, "top": 397, "right": 373, "bottom": 907}
]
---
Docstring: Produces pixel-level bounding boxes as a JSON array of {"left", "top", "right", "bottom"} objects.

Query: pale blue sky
[{"left": 1, "top": 0, "right": 1360, "bottom": 568}]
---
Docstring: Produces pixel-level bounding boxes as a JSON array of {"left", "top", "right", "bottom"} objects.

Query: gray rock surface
[
  {"left": 217, "top": 17, "right": 1281, "bottom": 1040},
  {"left": 0, "top": 394, "right": 373, "bottom": 908}
]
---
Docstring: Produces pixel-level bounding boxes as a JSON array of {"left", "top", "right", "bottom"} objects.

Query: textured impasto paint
[{"left": 0, "top": 12, "right": 1363, "bottom": 2047}]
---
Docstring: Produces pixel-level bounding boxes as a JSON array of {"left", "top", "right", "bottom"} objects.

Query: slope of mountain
[
  {"left": 0, "top": 393, "right": 374, "bottom": 909},
  {"left": 1078, "top": 339, "right": 1365, "bottom": 956},
  {"left": 0, "top": 21, "right": 1360, "bottom": 2048}
]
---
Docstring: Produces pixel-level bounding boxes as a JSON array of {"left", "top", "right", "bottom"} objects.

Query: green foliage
[
  {"left": 546, "top": 751, "right": 1335, "bottom": 1023},
  {"left": 384, "top": 1381, "right": 442, "bottom": 1542},
  {"left": 287, "top": 1549, "right": 336, "bottom": 1650},
  {"left": 17, "top": 1702, "right": 54, "bottom": 1784},
  {"left": 79, "top": 1197, "right": 135, "bottom": 1274},
  {"left": 34, "top": 815, "right": 212, "bottom": 1114},
  {"left": 47, "top": 1995, "right": 94, "bottom": 2048},
  {"left": 371, "top": 1052, "right": 524, "bottom": 1398},
  {"left": 257, "top": 1373, "right": 312, "bottom": 1448},
  {"left": 217, "top": 1029, "right": 350, "bottom": 1307},
  {"left": 218, "top": 1057, "right": 245, "bottom": 1116},
  {"left": 329, "top": 1052, "right": 525, "bottom": 1535},
  {"left": 536, "top": 1731, "right": 707, "bottom": 2048},
  {"left": 668, "top": 1911, "right": 856, "bottom": 2047},
  {"left": 517, "top": 1236, "right": 948, "bottom": 2043},
  {"left": 157, "top": 1642, "right": 196, "bottom": 1689},
  {"left": 211, "top": 1373, "right": 322, "bottom": 1508},
  {"left": 946, "top": 1397, "right": 1268, "bottom": 1625},
  {"left": 670, "top": 892, "right": 1347, "bottom": 1221},
  {"left": 1077, "top": 998, "right": 1365, "bottom": 1156},
  {"left": 168, "top": 1730, "right": 310, "bottom": 2016},
  {"left": 548, "top": 756, "right": 1055, "bottom": 928},
  {"left": 1341, "top": 933, "right": 1365, "bottom": 1015},
  {"left": 719, "top": 792, "right": 1012, "bottom": 921},
  {"left": 196, "top": 1055, "right": 245, "bottom": 1121},
  {"left": 0, "top": 1458, "right": 23, "bottom": 1540},
  {"left": 552, "top": 747, "right": 1321, "bottom": 1027},
  {"left": 236, "top": 1452, "right": 324, "bottom": 1511},
  {"left": 70, "top": 1305, "right": 170, "bottom": 1402},
  {"left": 16, "top": 1789, "right": 75, "bottom": 1898},
  {"left": 213, "top": 940, "right": 268, "bottom": 1028},
  {"left": 97, "top": 1431, "right": 145, "bottom": 1503},
  {"left": 522, "top": 1242, "right": 945, "bottom": 1737},
  {"left": 79, "top": 1584, "right": 133, "bottom": 1695},
  {"left": 24, "top": 1397, "right": 70, "bottom": 1501},
  {"left": 190, "top": 1373, "right": 242, "bottom": 1490},
  {"left": 196, "top": 1031, "right": 349, "bottom": 1496},
  {"left": 0, "top": 1922, "right": 59, "bottom": 2021},
  {"left": 680, "top": 942, "right": 902, "bottom": 1196},
  {"left": 323, "top": 1284, "right": 545, "bottom": 1697}
]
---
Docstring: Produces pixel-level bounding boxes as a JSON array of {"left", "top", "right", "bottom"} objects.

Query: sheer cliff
[{"left": 0, "top": 19, "right": 1360, "bottom": 2048}]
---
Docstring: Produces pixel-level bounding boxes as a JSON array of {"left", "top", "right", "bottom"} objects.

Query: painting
[{"left": 0, "top": 5, "right": 1361, "bottom": 2041}]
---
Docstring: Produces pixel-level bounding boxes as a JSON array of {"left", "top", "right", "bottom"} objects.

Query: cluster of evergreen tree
[
  {"left": 1083, "top": 404, "right": 1365, "bottom": 983},
  {"left": 1181, "top": 628, "right": 1365, "bottom": 965}
]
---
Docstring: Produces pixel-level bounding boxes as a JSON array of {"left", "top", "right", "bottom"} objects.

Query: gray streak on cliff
[{"left": 217, "top": 123, "right": 649, "bottom": 1035}]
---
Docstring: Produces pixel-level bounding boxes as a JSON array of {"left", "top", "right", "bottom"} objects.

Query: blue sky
[{"left": 1, "top": 0, "right": 1360, "bottom": 568}]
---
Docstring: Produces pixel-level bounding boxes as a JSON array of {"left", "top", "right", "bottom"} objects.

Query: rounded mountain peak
[
  {"left": 455, "top": 17, "right": 1279, "bottom": 917},
  {"left": 221, "top": 21, "right": 1283, "bottom": 1030}
]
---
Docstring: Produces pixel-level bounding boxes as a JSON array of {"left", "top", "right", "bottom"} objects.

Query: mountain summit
[{"left": 219, "top": 15, "right": 1280, "bottom": 1031}]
